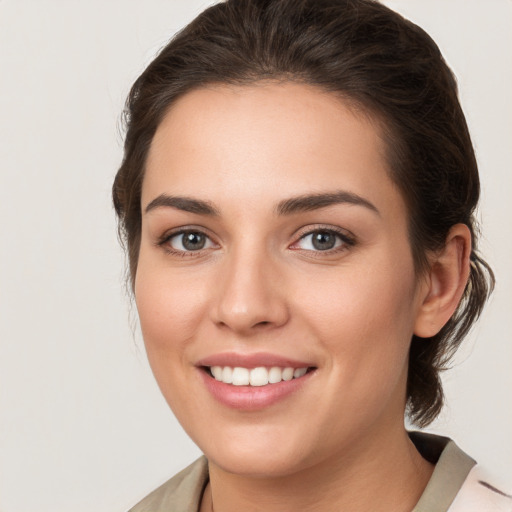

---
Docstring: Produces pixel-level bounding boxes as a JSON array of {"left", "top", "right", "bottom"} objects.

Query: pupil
[
  {"left": 312, "top": 231, "right": 335, "bottom": 250},
  {"left": 183, "top": 232, "right": 205, "bottom": 250}
]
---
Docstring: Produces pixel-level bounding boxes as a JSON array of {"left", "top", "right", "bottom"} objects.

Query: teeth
[
  {"left": 208, "top": 366, "right": 310, "bottom": 386},
  {"left": 221, "top": 366, "right": 233, "bottom": 384},
  {"left": 211, "top": 366, "right": 223, "bottom": 381},
  {"left": 232, "top": 367, "right": 250, "bottom": 386},
  {"left": 249, "top": 367, "right": 268, "bottom": 386},
  {"left": 293, "top": 367, "right": 307, "bottom": 378},
  {"left": 282, "top": 367, "right": 294, "bottom": 381},
  {"left": 268, "top": 366, "right": 282, "bottom": 384}
]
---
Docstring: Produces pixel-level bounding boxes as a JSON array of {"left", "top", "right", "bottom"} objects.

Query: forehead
[{"left": 143, "top": 82, "right": 403, "bottom": 218}]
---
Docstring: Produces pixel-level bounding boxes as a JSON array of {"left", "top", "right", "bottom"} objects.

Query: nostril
[{"left": 254, "top": 320, "right": 271, "bottom": 328}]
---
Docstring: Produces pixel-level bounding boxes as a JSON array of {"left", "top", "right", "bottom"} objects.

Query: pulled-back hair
[{"left": 113, "top": 0, "right": 494, "bottom": 426}]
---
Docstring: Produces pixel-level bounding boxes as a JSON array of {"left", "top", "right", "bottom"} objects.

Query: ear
[{"left": 414, "top": 224, "right": 471, "bottom": 338}]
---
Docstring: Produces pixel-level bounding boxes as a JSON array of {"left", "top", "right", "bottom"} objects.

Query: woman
[{"left": 113, "top": 0, "right": 507, "bottom": 510}]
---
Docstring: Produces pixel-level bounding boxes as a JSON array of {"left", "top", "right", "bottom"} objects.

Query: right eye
[{"left": 166, "top": 230, "right": 216, "bottom": 252}]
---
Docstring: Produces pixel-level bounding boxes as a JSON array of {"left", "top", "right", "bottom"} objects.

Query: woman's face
[{"left": 136, "top": 83, "right": 429, "bottom": 477}]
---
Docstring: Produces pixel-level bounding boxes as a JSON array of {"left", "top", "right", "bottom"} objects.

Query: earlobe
[{"left": 413, "top": 224, "right": 471, "bottom": 338}]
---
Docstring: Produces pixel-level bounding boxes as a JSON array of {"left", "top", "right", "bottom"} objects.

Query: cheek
[
  {"left": 134, "top": 263, "right": 210, "bottom": 359},
  {"left": 294, "top": 251, "right": 418, "bottom": 388},
  {"left": 299, "top": 254, "right": 416, "bottom": 333},
  {"left": 134, "top": 263, "right": 214, "bottom": 420}
]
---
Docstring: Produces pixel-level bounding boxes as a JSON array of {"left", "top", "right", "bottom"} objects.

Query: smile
[
  {"left": 208, "top": 366, "right": 309, "bottom": 386},
  {"left": 197, "top": 353, "right": 317, "bottom": 409}
]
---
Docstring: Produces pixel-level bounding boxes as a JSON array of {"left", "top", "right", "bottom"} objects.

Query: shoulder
[
  {"left": 128, "top": 457, "right": 209, "bottom": 512},
  {"left": 410, "top": 431, "right": 512, "bottom": 512},
  {"left": 449, "top": 465, "right": 512, "bottom": 512}
]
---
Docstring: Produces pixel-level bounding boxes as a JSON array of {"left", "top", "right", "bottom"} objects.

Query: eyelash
[
  {"left": 157, "top": 225, "right": 356, "bottom": 257},
  {"left": 291, "top": 225, "right": 356, "bottom": 255},
  {"left": 157, "top": 227, "right": 217, "bottom": 258}
]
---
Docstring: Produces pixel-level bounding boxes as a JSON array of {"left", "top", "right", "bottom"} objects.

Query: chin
[
  {"left": 209, "top": 447, "right": 311, "bottom": 478},
  {"left": 193, "top": 424, "right": 319, "bottom": 478}
]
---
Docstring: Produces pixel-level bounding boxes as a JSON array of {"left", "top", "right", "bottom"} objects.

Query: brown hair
[{"left": 113, "top": 0, "right": 494, "bottom": 426}]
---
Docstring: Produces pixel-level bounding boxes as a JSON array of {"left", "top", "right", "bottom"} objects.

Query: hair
[{"left": 113, "top": 0, "right": 494, "bottom": 427}]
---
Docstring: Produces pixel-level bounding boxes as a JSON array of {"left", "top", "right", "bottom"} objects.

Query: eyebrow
[
  {"left": 144, "top": 190, "right": 379, "bottom": 217},
  {"left": 276, "top": 191, "right": 380, "bottom": 216},
  {"left": 144, "top": 194, "right": 220, "bottom": 216}
]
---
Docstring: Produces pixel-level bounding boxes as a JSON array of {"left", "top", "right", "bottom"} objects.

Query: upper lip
[{"left": 196, "top": 352, "right": 315, "bottom": 369}]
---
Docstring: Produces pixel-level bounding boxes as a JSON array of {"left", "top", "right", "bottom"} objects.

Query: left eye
[
  {"left": 168, "top": 231, "right": 215, "bottom": 252},
  {"left": 295, "top": 230, "right": 345, "bottom": 251}
]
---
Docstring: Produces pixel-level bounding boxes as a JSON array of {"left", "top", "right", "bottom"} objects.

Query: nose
[{"left": 210, "top": 247, "right": 289, "bottom": 335}]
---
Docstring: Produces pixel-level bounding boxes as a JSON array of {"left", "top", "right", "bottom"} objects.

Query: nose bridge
[{"left": 212, "top": 238, "right": 288, "bottom": 333}]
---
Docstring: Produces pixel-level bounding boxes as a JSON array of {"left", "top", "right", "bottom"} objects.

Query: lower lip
[{"left": 198, "top": 369, "right": 315, "bottom": 410}]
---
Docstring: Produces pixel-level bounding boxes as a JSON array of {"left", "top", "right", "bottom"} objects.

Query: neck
[{"left": 201, "top": 426, "right": 433, "bottom": 512}]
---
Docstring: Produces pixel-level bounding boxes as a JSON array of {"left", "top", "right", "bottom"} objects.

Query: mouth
[
  {"left": 196, "top": 353, "right": 317, "bottom": 409},
  {"left": 203, "top": 365, "right": 316, "bottom": 387}
]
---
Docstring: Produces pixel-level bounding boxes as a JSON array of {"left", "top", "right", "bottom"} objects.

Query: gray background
[{"left": 0, "top": 1, "right": 510, "bottom": 511}]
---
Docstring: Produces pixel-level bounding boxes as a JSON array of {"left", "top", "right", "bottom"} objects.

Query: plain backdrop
[{"left": 0, "top": 1, "right": 510, "bottom": 511}]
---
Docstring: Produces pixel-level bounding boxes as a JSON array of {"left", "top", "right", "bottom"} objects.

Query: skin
[{"left": 135, "top": 82, "right": 470, "bottom": 511}]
